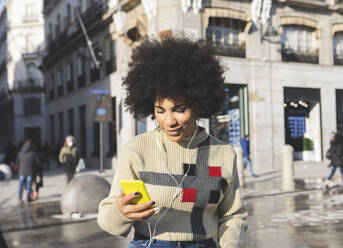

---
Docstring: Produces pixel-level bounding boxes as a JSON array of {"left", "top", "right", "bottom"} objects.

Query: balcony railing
[
  {"left": 22, "top": 13, "right": 39, "bottom": 22},
  {"left": 45, "top": 2, "right": 106, "bottom": 58},
  {"left": 12, "top": 79, "right": 44, "bottom": 93},
  {"left": 105, "top": 59, "right": 116, "bottom": 76},
  {"left": 281, "top": 47, "right": 319, "bottom": 64},
  {"left": 207, "top": 40, "right": 246, "bottom": 58}
]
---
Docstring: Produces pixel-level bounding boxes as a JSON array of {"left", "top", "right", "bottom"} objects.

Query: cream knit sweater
[{"left": 97, "top": 127, "right": 247, "bottom": 247}]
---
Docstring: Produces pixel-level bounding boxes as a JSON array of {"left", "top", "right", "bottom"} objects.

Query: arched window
[
  {"left": 206, "top": 17, "right": 246, "bottom": 58},
  {"left": 281, "top": 25, "right": 318, "bottom": 64}
]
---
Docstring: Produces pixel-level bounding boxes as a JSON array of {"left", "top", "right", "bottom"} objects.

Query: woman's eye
[{"left": 175, "top": 108, "right": 186, "bottom": 113}]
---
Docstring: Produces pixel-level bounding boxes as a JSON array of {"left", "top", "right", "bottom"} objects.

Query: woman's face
[{"left": 154, "top": 96, "right": 197, "bottom": 142}]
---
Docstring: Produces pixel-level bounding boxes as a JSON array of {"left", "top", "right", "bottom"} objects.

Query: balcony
[
  {"left": 77, "top": 74, "right": 86, "bottom": 88},
  {"left": 12, "top": 79, "right": 44, "bottom": 93},
  {"left": 81, "top": 1, "right": 107, "bottom": 28},
  {"left": 214, "top": 43, "right": 245, "bottom": 58},
  {"left": 22, "top": 13, "right": 39, "bottom": 23},
  {"left": 281, "top": 47, "right": 319, "bottom": 64},
  {"left": 105, "top": 59, "right": 116, "bottom": 76}
]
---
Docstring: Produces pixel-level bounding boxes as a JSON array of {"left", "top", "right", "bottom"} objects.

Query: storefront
[
  {"left": 284, "top": 87, "right": 322, "bottom": 161},
  {"left": 210, "top": 84, "right": 249, "bottom": 146}
]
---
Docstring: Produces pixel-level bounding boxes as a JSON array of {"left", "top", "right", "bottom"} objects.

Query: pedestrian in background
[
  {"left": 325, "top": 132, "right": 343, "bottom": 186},
  {"left": 17, "top": 138, "right": 40, "bottom": 203},
  {"left": 31, "top": 143, "right": 44, "bottom": 200},
  {"left": 240, "top": 135, "right": 257, "bottom": 177},
  {"left": 58, "top": 136, "right": 80, "bottom": 183}
]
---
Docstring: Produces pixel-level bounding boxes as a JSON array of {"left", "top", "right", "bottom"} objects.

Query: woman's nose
[{"left": 165, "top": 113, "right": 177, "bottom": 127}]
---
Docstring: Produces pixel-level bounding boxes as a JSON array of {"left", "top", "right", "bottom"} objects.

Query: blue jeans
[
  {"left": 18, "top": 175, "right": 33, "bottom": 201},
  {"left": 129, "top": 238, "right": 217, "bottom": 248},
  {"left": 243, "top": 156, "right": 255, "bottom": 176},
  {"left": 327, "top": 165, "right": 343, "bottom": 180}
]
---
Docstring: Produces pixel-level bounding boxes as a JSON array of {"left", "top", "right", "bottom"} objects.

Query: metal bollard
[
  {"left": 233, "top": 146, "right": 245, "bottom": 187},
  {"left": 282, "top": 145, "right": 295, "bottom": 191}
]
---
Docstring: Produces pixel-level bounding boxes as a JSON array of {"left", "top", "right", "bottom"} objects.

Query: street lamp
[{"left": 260, "top": 19, "right": 279, "bottom": 42}]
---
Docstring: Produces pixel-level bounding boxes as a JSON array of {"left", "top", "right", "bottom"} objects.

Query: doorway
[
  {"left": 24, "top": 127, "right": 41, "bottom": 147},
  {"left": 284, "top": 87, "right": 322, "bottom": 161}
]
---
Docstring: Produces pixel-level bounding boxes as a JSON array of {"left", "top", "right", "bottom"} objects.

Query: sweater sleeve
[
  {"left": 97, "top": 145, "right": 139, "bottom": 237},
  {"left": 218, "top": 152, "right": 248, "bottom": 248}
]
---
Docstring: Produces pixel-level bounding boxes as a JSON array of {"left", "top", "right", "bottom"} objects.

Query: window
[
  {"left": 281, "top": 25, "right": 318, "bottom": 64},
  {"left": 77, "top": 54, "right": 86, "bottom": 87},
  {"left": 67, "top": 61, "right": 74, "bottom": 92},
  {"left": 79, "top": 105, "right": 87, "bottom": 156},
  {"left": 106, "top": 40, "right": 116, "bottom": 75},
  {"left": 58, "top": 111, "right": 64, "bottom": 141},
  {"left": 334, "top": 32, "right": 343, "bottom": 65},
  {"left": 107, "top": 97, "right": 117, "bottom": 157},
  {"left": 23, "top": 4, "right": 38, "bottom": 22},
  {"left": 56, "top": 14, "right": 61, "bottom": 35},
  {"left": 68, "top": 108, "right": 74, "bottom": 135},
  {"left": 65, "top": 3, "right": 72, "bottom": 26},
  {"left": 57, "top": 67, "right": 64, "bottom": 96},
  {"left": 206, "top": 17, "right": 246, "bottom": 58},
  {"left": 50, "top": 114, "right": 55, "bottom": 145},
  {"left": 92, "top": 122, "right": 99, "bottom": 157},
  {"left": 49, "top": 72, "right": 55, "bottom": 100},
  {"left": 23, "top": 98, "right": 41, "bottom": 116}
]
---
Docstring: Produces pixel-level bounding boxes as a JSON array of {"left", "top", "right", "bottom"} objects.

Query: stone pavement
[{"left": 1, "top": 160, "right": 343, "bottom": 248}]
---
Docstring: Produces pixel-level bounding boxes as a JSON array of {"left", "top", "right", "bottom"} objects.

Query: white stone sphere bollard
[{"left": 0, "top": 164, "right": 12, "bottom": 180}]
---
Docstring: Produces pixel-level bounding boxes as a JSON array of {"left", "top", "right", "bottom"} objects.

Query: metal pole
[{"left": 99, "top": 121, "right": 104, "bottom": 173}]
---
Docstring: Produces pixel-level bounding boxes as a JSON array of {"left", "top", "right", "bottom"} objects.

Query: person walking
[
  {"left": 240, "top": 135, "right": 257, "bottom": 177},
  {"left": 58, "top": 136, "right": 80, "bottom": 183},
  {"left": 97, "top": 37, "right": 247, "bottom": 248},
  {"left": 325, "top": 132, "right": 343, "bottom": 186},
  {"left": 17, "top": 139, "right": 40, "bottom": 203}
]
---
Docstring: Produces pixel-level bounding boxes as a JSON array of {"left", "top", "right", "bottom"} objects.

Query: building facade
[
  {"left": 41, "top": 0, "right": 343, "bottom": 172},
  {"left": 0, "top": 0, "right": 45, "bottom": 151}
]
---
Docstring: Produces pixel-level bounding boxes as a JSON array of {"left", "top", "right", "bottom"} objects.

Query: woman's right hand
[{"left": 116, "top": 191, "right": 156, "bottom": 220}]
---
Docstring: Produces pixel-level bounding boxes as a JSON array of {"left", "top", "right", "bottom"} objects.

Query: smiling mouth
[{"left": 166, "top": 127, "right": 182, "bottom": 136}]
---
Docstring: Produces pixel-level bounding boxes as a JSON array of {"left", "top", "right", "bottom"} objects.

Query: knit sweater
[{"left": 97, "top": 127, "right": 248, "bottom": 247}]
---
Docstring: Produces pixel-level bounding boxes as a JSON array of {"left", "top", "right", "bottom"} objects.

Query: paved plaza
[{"left": 1, "top": 161, "right": 343, "bottom": 248}]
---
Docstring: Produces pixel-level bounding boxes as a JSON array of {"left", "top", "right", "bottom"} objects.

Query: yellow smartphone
[{"left": 120, "top": 180, "right": 151, "bottom": 205}]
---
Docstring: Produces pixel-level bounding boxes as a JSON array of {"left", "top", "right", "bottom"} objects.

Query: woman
[
  {"left": 58, "top": 135, "right": 80, "bottom": 183},
  {"left": 325, "top": 132, "right": 343, "bottom": 185},
  {"left": 97, "top": 37, "right": 247, "bottom": 248}
]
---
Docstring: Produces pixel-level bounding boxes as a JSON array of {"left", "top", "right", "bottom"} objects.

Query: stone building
[
  {"left": 41, "top": 0, "right": 343, "bottom": 172},
  {"left": 0, "top": 0, "right": 45, "bottom": 150}
]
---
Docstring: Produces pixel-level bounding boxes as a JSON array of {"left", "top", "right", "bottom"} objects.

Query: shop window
[
  {"left": 337, "top": 90, "right": 343, "bottom": 133},
  {"left": 107, "top": 97, "right": 117, "bottom": 157},
  {"left": 210, "top": 84, "right": 249, "bottom": 146},
  {"left": 206, "top": 17, "right": 246, "bottom": 58},
  {"left": 334, "top": 31, "right": 343, "bottom": 65},
  {"left": 281, "top": 25, "right": 318, "bottom": 64},
  {"left": 92, "top": 122, "right": 99, "bottom": 157}
]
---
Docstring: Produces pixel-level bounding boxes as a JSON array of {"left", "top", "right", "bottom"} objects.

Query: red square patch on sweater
[
  {"left": 181, "top": 188, "right": 197, "bottom": 202},
  {"left": 208, "top": 166, "right": 222, "bottom": 177}
]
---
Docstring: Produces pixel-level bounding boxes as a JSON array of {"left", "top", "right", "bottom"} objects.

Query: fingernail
[
  {"left": 134, "top": 192, "right": 140, "bottom": 195},
  {"left": 153, "top": 207, "right": 159, "bottom": 211},
  {"left": 150, "top": 201, "right": 155, "bottom": 206}
]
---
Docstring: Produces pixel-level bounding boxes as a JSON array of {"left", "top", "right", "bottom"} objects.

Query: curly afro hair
[{"left": 122, "top": 36, "right": 226, "bottom": 119}]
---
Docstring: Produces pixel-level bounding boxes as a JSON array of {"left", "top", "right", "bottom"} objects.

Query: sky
[{"left": 0, "top": 0, "right": 5, "bottom": 15}]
